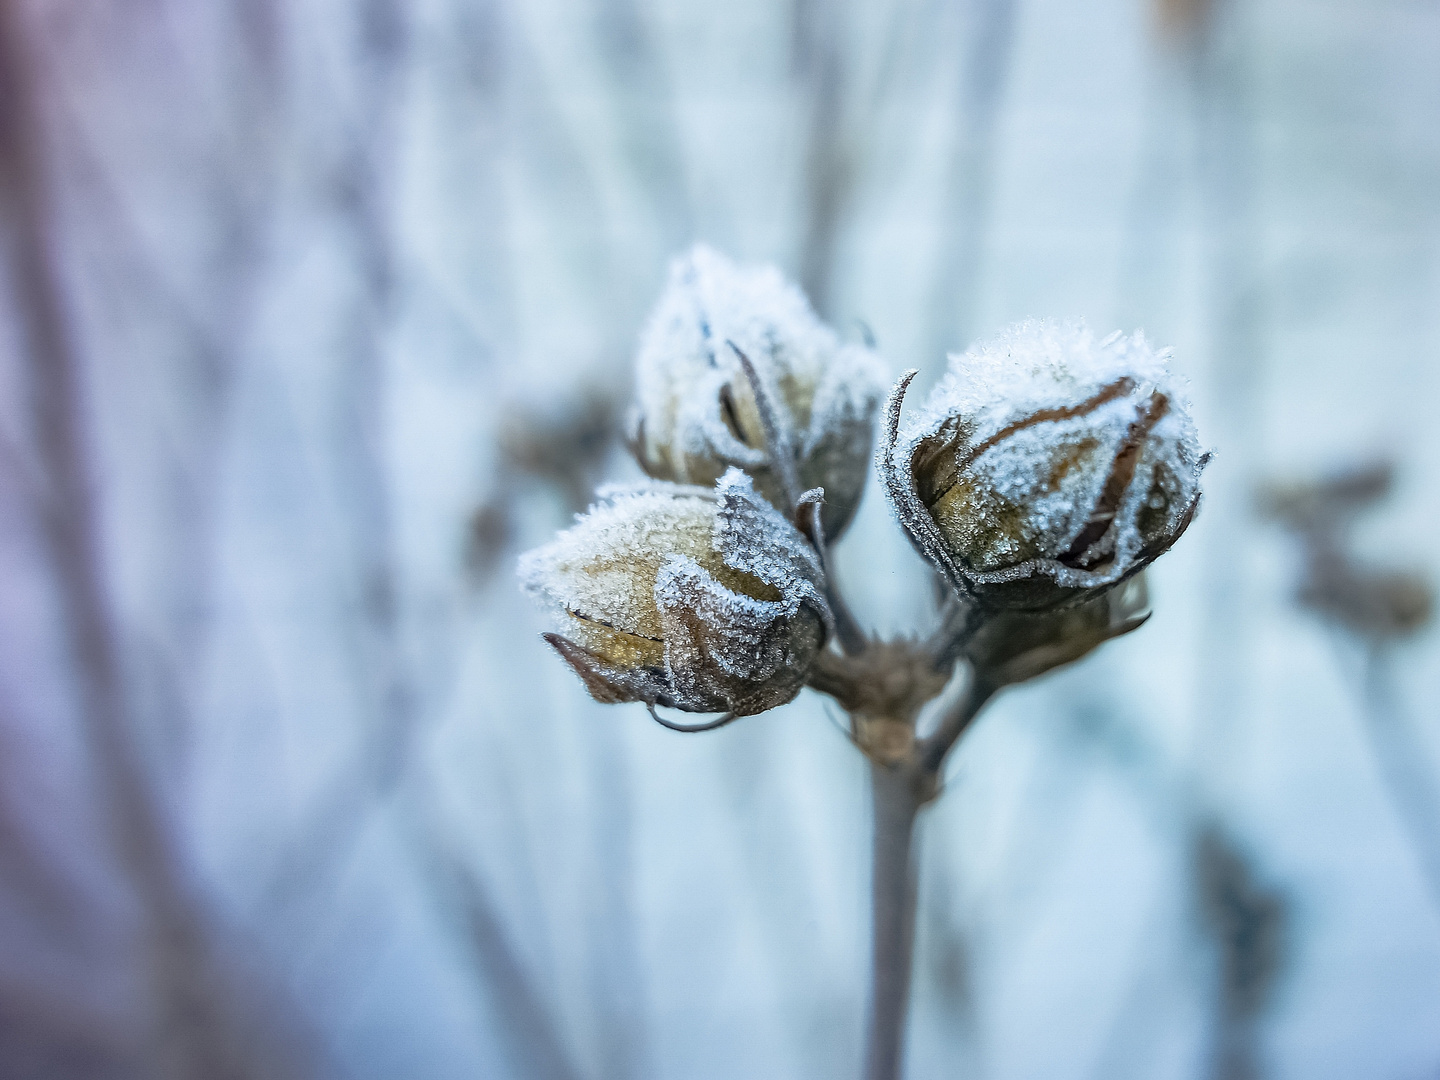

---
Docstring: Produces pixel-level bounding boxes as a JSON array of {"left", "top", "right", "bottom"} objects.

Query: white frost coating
[
  {"left": 893, "top": 319, "right": 1207, "bottom": 597},
  {"left": 906, "top": 321, "right": 1180, "bottom": 439},
  {"left": 712, "top": 469, "right": 829, "bottom": 628},
  {"left": 629, "top": 244, "right": 886, "bottom": 537},
  {"left": 517, "top": 482, "right": 721, "bottom": 637},
  {"left": 517, "top": 471, "right": 831, "bottom": 715}
]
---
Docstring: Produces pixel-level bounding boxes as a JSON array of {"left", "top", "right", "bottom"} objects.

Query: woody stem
[
  {"left": 864, "top": 761, "right": 922, "bottom": 1080},
  {"left": 826, "top": 566, "right": 869, "bottom": 656},
  {"left": 858, "top": 670, "right": 996, "bottom": 1080}
]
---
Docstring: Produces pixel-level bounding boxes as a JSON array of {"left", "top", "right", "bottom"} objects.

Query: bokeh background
[{"left": 2, "top": 0, "right": 1439, "bottom": 1076}]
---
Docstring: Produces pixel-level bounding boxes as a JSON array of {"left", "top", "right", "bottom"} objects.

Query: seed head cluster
[{"left": 520, "top": 250, "right": 1207, "bottom": 720}]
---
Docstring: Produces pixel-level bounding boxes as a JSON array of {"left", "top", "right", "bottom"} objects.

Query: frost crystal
[
  {"left": 629, "top": 244, "right": 886, "bottom": 539},
  {"left": 884, "top": 319, "right": 1207, "bottom": 611},
  {"left": 518, "top": 469, "right": 831, "bottom": 715}
]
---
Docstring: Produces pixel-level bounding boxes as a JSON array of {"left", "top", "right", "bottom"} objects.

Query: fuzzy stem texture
[{"left": 864, "top": 761, "right": 922, "bottom": 1080}]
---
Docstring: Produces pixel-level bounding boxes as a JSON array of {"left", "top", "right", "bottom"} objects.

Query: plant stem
[
  {"left": 864, "top": 761, "right": 923, "bottom": 1080},
  {"left": 1361, "top": 645, "right": 1440, "bottom": 913}
]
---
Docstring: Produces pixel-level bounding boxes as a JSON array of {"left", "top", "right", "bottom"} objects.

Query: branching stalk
[
  {"left": 919, "top": 673, "right": 997, "bottom": 776},
  {"left": 807, "top": 627, "right": 1000, "bottom": 1080},
  {"left": 861, "top": 670, "right": 995, "bottom": 1080}
]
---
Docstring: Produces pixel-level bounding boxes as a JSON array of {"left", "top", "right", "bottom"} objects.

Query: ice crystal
[{"left": 629, "top": 244, "right": 886, "bottom": 538}]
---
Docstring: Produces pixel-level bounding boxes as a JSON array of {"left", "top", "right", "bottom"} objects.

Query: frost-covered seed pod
[
  {"left": 518, "top": 469, "right": 832, "bottom": 716},
  {"left": 884, "top": 320, "right": 1207, "bottom": 612},
  {"left": 629, "top": 245, "right": 886, "bottom": 539}
]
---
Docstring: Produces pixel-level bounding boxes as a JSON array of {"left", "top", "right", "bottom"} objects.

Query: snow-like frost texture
[
  {"left": 908, "top": 320, "right": 1180, "bottom": 434},
  {"left": 518, "top": 482, "right": 722, "bottom": 641},
  {"left": 518, "top": 470, "right": 830, "bottom": 715},
  {"left": 712, "top": 470, "right": 828, "bottom": 624},
  {"left": 891, "top": 319, "right": 1207, "bottom": 600},
  {"left": 629, "top": 244, "right": 886, "bottom": 537}
]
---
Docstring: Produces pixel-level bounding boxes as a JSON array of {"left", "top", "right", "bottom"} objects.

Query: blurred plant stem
[
  {"left": 844, "top": 669, "right": 997, "bottom": 1080},
  {"left": 925, "top": 0, "right": 1015, "bottom": 365},
  {"left": 1259, "top": 458, "right": 1437, "bottom": 913},
  {"left": 0, "top": 2, "right": 316, "bottom": 1074},
  {"left": 404, "top": 787, "right": 586, "bottom": 1080},
  {"left": 1360, "top": 646, "right": 1440, "bottom": 911}
]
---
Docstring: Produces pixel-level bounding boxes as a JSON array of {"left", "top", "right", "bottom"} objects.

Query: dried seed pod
[
  {"left": 882, "top": 320, "right": 1207, "bottom": 612},
  {"left": 518, "top": 469, "right": 832, "bottom": 717},
  {"left": 1256, "top": 460, "right": 1393, "bottom": 535},
  {"left": 629, "top": 245, "right": 886, "bottom": 539}
]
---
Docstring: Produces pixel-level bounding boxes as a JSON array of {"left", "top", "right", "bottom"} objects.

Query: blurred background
[{"left": 1, "top": 0, "right": 1438, "bottom": 1076}]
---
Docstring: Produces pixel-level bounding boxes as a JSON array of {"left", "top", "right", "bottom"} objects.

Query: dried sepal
[
  {"left": 877, "top": 369, "right": 972, "bottom": 598},
  {"left": 965, "top": 573, "right": 1153, "bottom": 687},
  {"left": 629, "top": 245, "right": 886, "bottom": 538},
  {"left": 519, "top": 470, "right": 831, "bottom": 717},
  {"left": 884, "top": 321, "right": 1208, "bottom": 612},
  {"left": 657, "top": 555, "right": 826, "bottom": 715},
  {"left": 542, "top": 632, "right": 662, "bottom": 705}
]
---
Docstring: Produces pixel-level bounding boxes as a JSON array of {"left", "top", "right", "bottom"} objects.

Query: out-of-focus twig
[
  {"left": 590, "top": 0, "right": 693, "bottom": 251},
  {"left": 1360, "top": 647, "right": 1440, "bottom": 912},
  {"left": 404, "top": 787, "right": 586, "bottom": 1080},
  {"left": 925, "top": 0, "right": 1016, "bottom": 365},
  {"left": 467, "top": 384, "right": 624, "bottom": 581},
  {"left": 792, "top": 0, "right": 938, "bottom": 320},
  {"left": 1193, "top": 823, "right": 1286, "bottom": 1080},
  {"left": 1260, "top": 459, "right": 1439, "bottom": 910},
  {"left": 263, "top": 0, "right": 420, "bottom": 914},
  {"left": 0, "top": 3, "right": 314, "bottom": 1075}
]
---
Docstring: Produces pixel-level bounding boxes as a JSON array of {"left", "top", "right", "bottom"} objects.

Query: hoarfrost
[
  {"left": 889, "top": 319, "right": 1208, "bottom": 601},
  {"left": 656, "top": 553, "right": 824, "bottom": 716},
  {"left": 909, "top": 320, "right": 1180, "bottom": 432},
  {"left": 712, "top": 469, "right": 829, "bottom": 627},
  {"left": 518, "top": 470, "right": 830, "bottom": 714},
  {"left": 629, "top": 244, "right": 886, "bottom": 537},
  {"left": 518, "top": 482, "right": 721, "bottom": 640}
]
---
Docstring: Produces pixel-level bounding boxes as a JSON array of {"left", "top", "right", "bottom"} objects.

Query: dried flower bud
[
  {"left": 1298, "top": 567, "right": 1432, "bottom": 640},
  {"left": 518, "top": 469, "right": 832, "bottom": 716},
  {"left": 629, "top": 245, "right": 886, "bottom": 539},
  {"left": 882, "top": 320, "right": 1207, "bottom": 612},
  {"left": 1256, "top": 459, "right": 1433, "bottom": 640},
  {"left": 1256, "top": 460, "right": 1393, "bottom": 534}
]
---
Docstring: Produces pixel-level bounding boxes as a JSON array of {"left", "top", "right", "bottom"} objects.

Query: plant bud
[
  {"left": 629, "top": 244, "right": 886, "bottom": 539},
  {"left": 883, "top": 320, "right": 1207, "bottom": 611},
  {"left": 518, "top": 469, "right": 832, "bottom": 716}
]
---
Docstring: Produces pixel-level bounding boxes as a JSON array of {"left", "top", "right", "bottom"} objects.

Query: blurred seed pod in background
[{"left": 1258, "top": 459, "right": 1434, "bottom": 641}]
